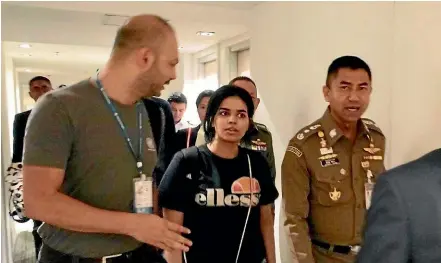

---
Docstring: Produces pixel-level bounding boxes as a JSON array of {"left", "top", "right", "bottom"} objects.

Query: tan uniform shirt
[{"left": 282, "top": 108, "right": 386, "bottom": 263}]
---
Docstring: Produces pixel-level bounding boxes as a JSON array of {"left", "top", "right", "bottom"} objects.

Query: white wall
[
  {"left": 249, "top": 2, "right": 441, "bottom": 262},
  {"left": 1, "top": 48, "right": 18, "bottom": 263}
]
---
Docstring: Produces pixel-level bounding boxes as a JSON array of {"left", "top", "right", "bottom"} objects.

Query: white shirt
[{"left": 175, "top": 119, "right": 194, "bottom": 132}]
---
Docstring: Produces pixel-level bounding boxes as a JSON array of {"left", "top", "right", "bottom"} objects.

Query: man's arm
[
  {"left": 163, "top": 209, "right": 184, "bottom": 263},
  {"left": 282, "top": 142, "right": 314, "bottom": 263},
  {"left": 356, "top": 175, "right": 409, "bottom": 263},
  {"left": 266, "top": 133, "right": 277, "bottom": 182},
  {"left": 260, "top": 204, "right": 276, "bottom": 263}
]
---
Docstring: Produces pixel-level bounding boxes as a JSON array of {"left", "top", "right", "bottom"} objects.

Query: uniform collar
[
  {"left": 319, "top": 107, "right": 370, "bottom": 147},
  {"left": 249, "top": 121, "right": 259, "bottom": 136}
]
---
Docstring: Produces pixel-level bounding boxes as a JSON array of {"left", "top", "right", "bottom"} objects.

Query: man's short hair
[
  {"left": 167, "top": 92, "right": 187, "bottom": 104},
  {"left": 229, "top": 76, "right": 256, "bottom": 88},
  {"left": 326, "top": 56, "right": 372, "bottom": 87},
  {"left": 29, "top": 76, "right": 51, "bottom": 86},
  {"left": 112, "top": 15, "right": 173, "bottom": 55},
  {"left": 196, "top": 90, "right": 214, "bottom": 107}
]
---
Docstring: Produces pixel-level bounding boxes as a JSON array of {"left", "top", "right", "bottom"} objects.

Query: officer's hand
[{"left": 128, "top": 214, "right": 192, "bottom": 252}]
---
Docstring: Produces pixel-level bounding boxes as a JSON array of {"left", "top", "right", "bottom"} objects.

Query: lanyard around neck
[{"left": 95, "top": 74, "right": 144, "bottom": 176}]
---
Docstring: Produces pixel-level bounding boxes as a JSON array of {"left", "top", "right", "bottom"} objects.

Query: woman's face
[
  {"left": 212, "top": 96, "right": 250, "bottom": 143},
  {"left": 197, "top": 96, "right": 210, "bottom": 122}
]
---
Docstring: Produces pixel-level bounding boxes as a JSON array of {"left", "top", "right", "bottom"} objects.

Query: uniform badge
[
  {"left": 297, "top": 133, "right": 304, "bottom": 140},
  {"left": 310, "top": 124, "right": 321, "bottom": 130},
  {"left": 363, "top": 155, "right": 383, "bottom": 160},
  {"left": 329, "top": 129, "right": 337, "bottom": 138},
  {"left": 146, "top": 138, "right": 156, "bottom": 151},
  {"left": 363, "top": 144, "right": 381, "bottom": 154},
  {"left": 320, "top": 158, "right": 339, "bottom": 167},
  {"left": 320, "top": 147, "right": 333, "bottom": 155},
  {"left": 287, "top": 146, "right": 302, "bottom": 157},
  {"left": 251, "top": 139, "right": 267, "bottom": 151},
  {"left": 304, "top": 129, "right": 310, "bottom": 133},
  {"left": 318, "top": 154, "right": 337, "bottom": 160},
  {"left": 329, "top": 187, "right": 341, "bottom": 201},
  {"left": 318, "top": 131, "right": 324, "bottom": 138},
  {"left": 361, "top": 161, "right": 370, "bottom": 168}
]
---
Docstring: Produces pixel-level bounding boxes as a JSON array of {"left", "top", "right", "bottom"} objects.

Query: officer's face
[
  {"left": 323, "top": 68, "right": 372, "bottom": 123},
  {"left": 197, "top": 96, "right": 210, "bottom": 122},
  {"left": 170, "top": 102, "right": 186, "bottom": 124},
  {"left": 213, "top": 96, "right": 250, "bottom": 143},
  {"left": 232, "top": 80, "right": 260, "bottom": 111}
]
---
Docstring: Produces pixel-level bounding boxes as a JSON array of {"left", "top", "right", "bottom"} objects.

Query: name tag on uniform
[
  {"left": 364, "top": 182, "right": 374, "bottom": 210},
  {"left": 133, "top": 176, "right": 153, "bottom": 214},
  {"left": 320, "top": 158, "right": 340, "bottom": 167}
]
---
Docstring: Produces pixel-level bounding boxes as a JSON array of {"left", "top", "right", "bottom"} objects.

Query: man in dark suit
[
  {"left": 11, "top": 76, "right": 52, "bottom": 258},
  {"left": 12, "top": 76, "right": 52, "bottom": 162},
  {"left": 356, "top": 148, "right": 441, "bottom": 263},
  {"left": 175, "top": 90, "right": 214, "bottom": 149}
]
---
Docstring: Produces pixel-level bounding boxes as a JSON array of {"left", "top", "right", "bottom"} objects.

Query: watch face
[{"left": 12, "top": 229, "right": 36, "bottom": 261}]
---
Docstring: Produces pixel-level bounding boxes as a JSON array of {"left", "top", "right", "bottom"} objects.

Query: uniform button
[{"left": 340, "top": 169, "right": 346, "bottom": 175}]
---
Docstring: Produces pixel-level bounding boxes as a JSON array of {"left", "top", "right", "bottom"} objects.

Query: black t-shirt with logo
[{"left": 159, "top": 144, "right": 279, "bottom": 263}]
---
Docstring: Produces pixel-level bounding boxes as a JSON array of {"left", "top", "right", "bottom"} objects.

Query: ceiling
[{"left": 1, "top": 1, "right": 258, "bottom": 102}]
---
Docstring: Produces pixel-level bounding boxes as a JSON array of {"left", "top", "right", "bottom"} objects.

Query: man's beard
[{"left": 137, "top": 68, "right": 163, "bottom": 98}]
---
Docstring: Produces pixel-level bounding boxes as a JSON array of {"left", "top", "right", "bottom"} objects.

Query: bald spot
[{"left": 112, "top": 14, "right": 174, "bottom": 57}]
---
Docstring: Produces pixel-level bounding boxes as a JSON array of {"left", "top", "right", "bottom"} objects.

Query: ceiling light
[
  {"left": 178, "top": 46, "right": 183, "bottom": 50},
  {"left": 196, "top": 31, "right": 215, "bottom": 37},
  {"left": 19, "top": 43, "right": 32, "bottom": 49},
  {"left": 24, "top": 69, "right": 31, "bottom": 72}
]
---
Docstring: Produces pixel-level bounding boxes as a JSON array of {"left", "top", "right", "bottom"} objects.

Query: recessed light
[
  {"left": 196, "top": 31, "right": 215, "bottom": 37},
  {"left": 19, "top": 43, "right": 32, "bottom": 49},
  {"left": 24, "top": 69, "right": 31, "bottom": 72}
]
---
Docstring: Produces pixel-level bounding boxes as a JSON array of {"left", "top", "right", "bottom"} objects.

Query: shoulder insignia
[
  {"left": 286, "top": 145, "right": 302, "bottom": 157},
  {"left": 362, "top": 118, "right": 383, "bottom": 134},
  {"left": 293, "top": 123, "right": 321, "bottom": 144},
  {"left": 255, "top": 122, "right": 268, "bottom": 130}
]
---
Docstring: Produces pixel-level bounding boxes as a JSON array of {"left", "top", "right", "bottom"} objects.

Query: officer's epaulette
[
  {"left": 254, "top": 122, "right": 271, "bottom": 133},
  {"left": 361, "top": 118, "right": 383, "bottom": 135},
  {"left": 292, "top": 123, "right": 322, "bottom": 145}
]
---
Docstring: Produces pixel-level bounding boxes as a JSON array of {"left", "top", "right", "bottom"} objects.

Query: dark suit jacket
[
  {"left": 356, "top": 148, "right": 441, "bottom": 263},
  {"left": 175, "top": 124, "right": 201, "bottom": 150},
  {"left": 143, "top": 97, "right": 178, "bottom": 185},
  {"left": 12, "top": 110, "right": 31, "bottom": 163}
]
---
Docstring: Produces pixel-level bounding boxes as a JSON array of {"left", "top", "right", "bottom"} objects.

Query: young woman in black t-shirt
[{"left": 159, "top": 85, "right": 278, "bottom": 263}]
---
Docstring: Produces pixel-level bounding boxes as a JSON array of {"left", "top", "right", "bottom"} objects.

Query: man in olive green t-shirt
[{"left": 22, "top": 15, "right": 192, "bottom": 263}]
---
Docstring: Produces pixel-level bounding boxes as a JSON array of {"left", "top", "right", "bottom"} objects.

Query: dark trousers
[
  {"left": 33, "top": 220, "right": 43, "bottom": 259},
  {"left": 38, "top": 243, "right": 167, "bottom": 263}
]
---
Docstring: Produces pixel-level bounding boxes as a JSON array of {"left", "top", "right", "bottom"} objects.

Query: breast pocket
[{"left": 311, "top": 165, "right": 352, "bottom": 206}]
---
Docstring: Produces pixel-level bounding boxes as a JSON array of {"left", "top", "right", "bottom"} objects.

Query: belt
[
  {"left": 40, "top": 243, "right": 164, "bottom": 263},
  {"left": 312, "top": 239, "right": 361, "bottom": 255}
]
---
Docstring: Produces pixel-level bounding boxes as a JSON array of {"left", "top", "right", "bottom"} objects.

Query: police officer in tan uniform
[
  {"left": 230, "top": 76, "right": 276, "bottom": 182},
  {"left": 282, "top": 56, "right": 386, "bottom": 263}
]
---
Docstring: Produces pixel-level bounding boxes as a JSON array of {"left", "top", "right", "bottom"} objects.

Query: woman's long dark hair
[{"left": 203, "top": 85, "right": 255, "bottom": 143}]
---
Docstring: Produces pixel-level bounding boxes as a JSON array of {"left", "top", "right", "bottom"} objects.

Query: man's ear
[
  {"left": 323, "top": 85, "right": 330, "bottom": 103},
  {"left": 137, "top": 48, "right": 155, "bottom": 71},
  {"left": 255, "top": 98, "right": 261, "bottom": 110}
]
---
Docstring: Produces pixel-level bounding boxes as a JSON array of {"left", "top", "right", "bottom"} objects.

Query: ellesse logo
[{"left": 195, "top": 177, "right": 261, "bottom": 207}]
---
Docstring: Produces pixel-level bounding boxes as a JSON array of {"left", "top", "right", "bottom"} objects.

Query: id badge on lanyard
[
  {"left": 96, "top": 74, "right": 153, "bottom": 214},
  {"left": 133, "top": 174, "right": 153, "bottom": 214}
]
